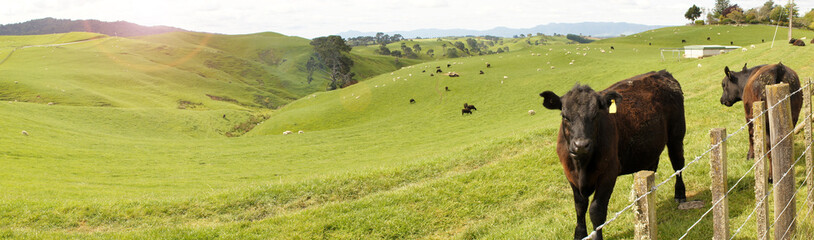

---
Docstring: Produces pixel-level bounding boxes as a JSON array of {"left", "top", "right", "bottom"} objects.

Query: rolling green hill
[{"left": 2, "top": 24, "right": 814, "bottom": 239}]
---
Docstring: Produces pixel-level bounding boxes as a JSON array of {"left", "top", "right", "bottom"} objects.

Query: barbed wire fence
[{"left": 583, "top": 80, "right": 814, "bottom": 239}]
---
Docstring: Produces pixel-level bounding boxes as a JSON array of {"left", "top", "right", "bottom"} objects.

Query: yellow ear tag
[{"left": 609, "top": 99, "right": 617, "bottom": 114}]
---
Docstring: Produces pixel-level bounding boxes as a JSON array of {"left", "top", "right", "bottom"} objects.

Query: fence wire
[
  {"left": 680, "top": 113, "right": 810, "bottom": 240},
  {"left": 583, "top": 81, "right": 812, "bottom": 240}
]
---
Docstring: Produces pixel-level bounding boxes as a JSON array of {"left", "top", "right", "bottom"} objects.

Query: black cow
[
  {"left": 707, "top": 37, "right": 711, "bottom": 40},
  {"left": 447, "top": 64, "right": 451, "bottom": 67},
  {"left": 487, "top": 63, "right": 491, "bottom": 68},
  {"left": 462, "top": 108, "right": 472, "bottom": 115},
  {"left": 479, "top": 70, "right": 484, "bottom": 74},
  {"left": 410, "top": 99, "right": 416, "bottom": 104},
  {"left": 541, "top": 70, "right": 687, "bottom": 240},
  {"left": 719, "top": 63, "right": 802, "bottom": 181},
  {"left": 681, "top": 39, "right": 686, "bottom": 43},
  {"left": 610, "top": 46, "right": 615, "bottom": 50},
  {"left": 445, "top": 86, "right": 450, "bottom": 91},
  {"left": 464, "top": 103, "right": 477, "bottom": 111},
  {"left": 436, "top": 69, "right": 443, "bottom": 73}
]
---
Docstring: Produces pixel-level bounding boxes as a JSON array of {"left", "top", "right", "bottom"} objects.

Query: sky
[{"left": 0, "top": 0, "right": 811, "bottom": 39}]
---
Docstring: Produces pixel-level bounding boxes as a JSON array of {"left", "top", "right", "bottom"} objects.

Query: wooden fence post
[
  {"left": 766, "top": 83, "right": 796, "bottom": 240},
  {"left": 634, "top": 170, "right": 657, "bottom": 240},
  {"left": 710, "top": 128, "right": 728, "bottom": 240},
  {"left": 753, "top": 101, "right": 769, "bottom": 240},
  {"left": 805, "top": 78, "right": 814, "bottom": 220}
]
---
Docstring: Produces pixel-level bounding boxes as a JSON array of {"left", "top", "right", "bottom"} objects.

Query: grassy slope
[{"left": 2, "top": 25, "right": 814, "bottom": 239}]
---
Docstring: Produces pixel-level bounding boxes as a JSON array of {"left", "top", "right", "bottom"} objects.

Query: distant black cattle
[
  {"left": 610, "top": 46, "right": 615, "bottom": 50},
  {"left": 486, "top": 63, "right": 491, "bottom": 68},
  {"left": 479, "top": 70, "right": 484, "bottom": 74},
  {"left": 464, "top": 103, "right": 477, "bottom": 111},
  {"left": 792, "top": 39, "right": 806, "bottom": 46},
  {"left": 430, "top": 73, "right": 434, "bottom": 76},
  {"left": 681, "top": 39, "right": 686, "bottom": 43},
  {"left": 410, "top": 99, "right": 416, "bottom": 104},
  {"left": 461, "top": 108, "right": 472, "bottom": 115},
  {"left": 448, "top": 72, "right": 460, "bottom": 77},
  {"left": 730, "top": 41, "right": 734, "bottom": 45},
  {"left": 789, "top": 38, "right": 797, "bottom": 44},
  {"left": 445, "top": 86, "right": 450, "bottom": 91},
  {"left": 541, "top": 70, "right": 687, "bottom": 239},
  {"left": 762, "top": 39, "right": 765, "bottom": 43},
  {"left": 447, "top": 64, "right": 451, "bottom": 67},
  {"left": 649, "top": 43, "right": 652, "bottom": 45},
  {"left": 436, "top": 69, "right": 443, "bottom": 73},
  {"left": 422, "top": 70, "right": 426, "bottom": 73}
]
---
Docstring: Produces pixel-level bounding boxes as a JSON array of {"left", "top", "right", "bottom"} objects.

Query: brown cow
[
  {"left": 792, "top": 39, "right": 806, "bottom": 46},
  {"left": 719, "top": 63, "right": 802, "bottom": 181},
  {"left": 541, "top": 70, "right": 687, "bottom": 240}
]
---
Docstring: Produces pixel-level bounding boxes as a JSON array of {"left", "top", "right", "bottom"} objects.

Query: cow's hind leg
[
  {"left": 571, "top": 184, "right": 589, "bottom": 240},
  {"left": 668, "top": 116, "right": 688, "bottom": 203}
]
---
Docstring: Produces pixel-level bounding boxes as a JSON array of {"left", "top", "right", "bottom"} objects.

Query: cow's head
[
  {"left": 720, "top": 63, "right": 749, "bottom": 107},
  {"left": 540, "top": 85, "right": 621, "bottom": 160}
]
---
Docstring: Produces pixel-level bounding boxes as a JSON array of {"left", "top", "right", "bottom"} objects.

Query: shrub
[{"left": 695, "top": 20, "right": 705, "bottom": 25}]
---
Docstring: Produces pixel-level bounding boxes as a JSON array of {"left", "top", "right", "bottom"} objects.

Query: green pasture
[{"left": 2, "top": 25, "right": 814, "bottom": 239}]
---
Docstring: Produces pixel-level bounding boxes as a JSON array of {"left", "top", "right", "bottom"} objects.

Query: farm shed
[{"left": 682, "top": 45, "right": 741, "bottom": 58}]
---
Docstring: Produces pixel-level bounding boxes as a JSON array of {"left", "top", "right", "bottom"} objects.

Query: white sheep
[
  {"left": 21, "top": 130, "right": 29, "bottom": 136},
  {"left": 741, "top": 48, "right": 747, "bottom": 52},
  {"left": 750, "top": 45, "right": 756, "bottom": 49},
  {"left": 697, "top": 63, "right": 702, "bottom": 68},
  {"left": 503, "top": 76, "right": 508, "bottom": 79},
  {"left": 283, "top": 131, "right": 293, "bottom": 135},
  {"left": 298, "top": 130, "right": 304, "bottom": 134},
  {"left": 528, "top": 110, "right": 536, "bottom": 116}
]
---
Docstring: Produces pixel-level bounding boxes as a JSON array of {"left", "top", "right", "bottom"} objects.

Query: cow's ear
[
  {"left": 601, "top": 91, "right": 622, "bottom": 110},
  {"left": 742, "top": 63, "right": 748, "bottom": 72},
  {"left": 540, "top": 91, "right": 562, "bottom": 110},
  {"left": 724, "top": 66, "right": 731, "bottom": 77}
]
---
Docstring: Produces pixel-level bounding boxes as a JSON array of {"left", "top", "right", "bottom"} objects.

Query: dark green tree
[
  {"left": 453, "top": 41, "right": 466, "bottom": 51},
  {"left": 685, "top": 4, "right": 702, "bottom": 21},
  {"left": 446, "top": 48, "right": 459, "bottom": 58},
  {"left": 307, "top": 35, "right": 355, "bottom": 90},
  {"left": 377, "top": 44, "right": 391, "bottom": 55},
  {"left": 714, "top": 0, "right": 731, "bottom": 19},
  {"left": 412, "top": 44, "right": 421, "bottom": 54}
]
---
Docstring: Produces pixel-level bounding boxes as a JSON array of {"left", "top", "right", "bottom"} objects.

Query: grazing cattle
[
  {"left": 447, "top": 64, "right": 451, "bottom": 67},
  {"left": 430, "top": 73, "right": 434, "bottom": 76},
  {"left": 792, "top": 39, "right": 806, "bottom": 46},
  {"left": 410, "top": 99, "right": 416, "bottom": 104},
  {"left": 448, "top": 72, "right": 460, "bottom": 77},
  {"left": 541, "top": 70, "right": 687, "bottom": 240},
  {"left": 762, "top": 39, "right": 765, "bottom": 43},
  {"left": 707, "top": 37, "right": 711, "bottom": 40},
  {"left": 462, "top": 108, "right": 472, "bottom": 115},
  {"left": 222, "top": 114, "right": 226, "bottom": 119},
  {"left": 610, "top": 46, "right": 614, "bottom": 50},
  {"left": 681, "top": 39, "right": 686, "bottom": 43},
  {"left": 422, "top": 70, "right": 426, "bottom": 73},
  {"left": 789, "top": 38, "right": 797, "bottom": 44},
  {"left": 486, "top": 63, "right": 491, "bottom": 68},
  {"left": 436, "top": 69, "right": 443, "bottom": 73},
  {"left": 445, "top": 86, "right": 450, "bottom": 91},
  {"left": 730, "top": 41, "right": 734, "bottom": 45},
  {"left": 479, "top": 70, "right": 484, "bottom": 74},
  {"left": 719, "top": 63, "right": 802, "bottom": 181},
  {"left": 464, "top": 103, "right": 477, "bottom": 111},
  {"left": 649, "top": 42, "right": 652, "bottom": 45}
]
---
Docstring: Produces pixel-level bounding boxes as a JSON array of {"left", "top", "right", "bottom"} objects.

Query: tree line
[{"left": 686, "top": 1, "right": 814, "bottom": 29}]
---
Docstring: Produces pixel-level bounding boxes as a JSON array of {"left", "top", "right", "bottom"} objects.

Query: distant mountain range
[
  {"left": 338, "top": 22, "right": 669, "bottom": 39},
  {"left": 0, "top": 18, "right": 186, "bottom": 37}
]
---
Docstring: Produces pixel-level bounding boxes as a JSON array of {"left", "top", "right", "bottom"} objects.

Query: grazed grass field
[{"left": 1, "top": 24, "right": 814, "bottom": 239}]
